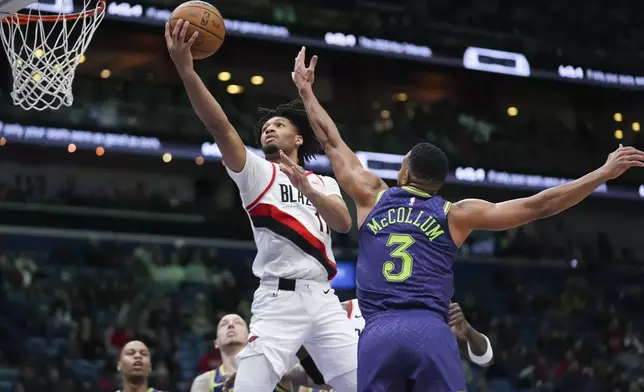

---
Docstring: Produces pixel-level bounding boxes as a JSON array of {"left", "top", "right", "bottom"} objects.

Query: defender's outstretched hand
[
  {"left": 292, "top": 46, "right": 318, "bottom": 92},
  {"left": 165, "top": 19, "right": 199, "bottom": 75},
  {"left": 600, "top": 144, "right": 644, "bottom": 180}
]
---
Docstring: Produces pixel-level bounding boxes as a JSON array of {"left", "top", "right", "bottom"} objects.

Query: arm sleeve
[
  {"left": 226, "top": 148, "right": 276, "bottom": 206},
  {"left": 467, "top": 334, "right": 494, "bottom": 367}
]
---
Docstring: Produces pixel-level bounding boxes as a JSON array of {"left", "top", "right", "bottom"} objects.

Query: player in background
[
  {"left": 116, "top": 340, "right": 164, "bottom": 392},
  {"left": 166, "top": 22, "right": 358, "bottom": 392},
  {"left": 190, "top": 313, "right": 331, "bottom": 392},
  {"left": 291, "top": 46, "right": 644, "bottom": 391}
]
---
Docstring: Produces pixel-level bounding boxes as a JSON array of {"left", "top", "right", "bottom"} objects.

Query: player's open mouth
[
  {"left": 265, "top": 136, "right": 276, "bottom": 143},
  {"left": 133, "top": 361, "right": 143, "bottom": 369},
  {"left": 226, "top": 331, "right": 236, "bottom": 337}
]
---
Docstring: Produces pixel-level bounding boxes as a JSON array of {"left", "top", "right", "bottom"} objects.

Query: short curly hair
[
  {"left": 254, "top": 99, "right": 320, "bottom": 164},
  {"left": 408, "top": 142, "right": 449, "bottom": 189}
]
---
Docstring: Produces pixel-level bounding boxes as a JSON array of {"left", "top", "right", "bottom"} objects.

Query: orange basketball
[{"left": 169, "top": 1, "right": 225, "bottom": 60}]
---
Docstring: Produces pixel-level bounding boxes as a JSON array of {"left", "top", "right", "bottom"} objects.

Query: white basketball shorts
[{"left": 237, "top": 277, "right": 358, "bottom": 382}]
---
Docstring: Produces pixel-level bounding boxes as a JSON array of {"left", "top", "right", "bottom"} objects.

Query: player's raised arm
[
  {"left": 448, "top": 145, "right": 644, "bottom": 245},
  {"left": 293, "top": 47, "right": 388, "bottom": 221},
  {"left": 165, "top": 20, "right": 247, "bottom": 172}
]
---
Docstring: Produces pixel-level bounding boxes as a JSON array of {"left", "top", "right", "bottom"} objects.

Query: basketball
[{"left": 169, "top": 1, "right": 225, "bottom": 60}]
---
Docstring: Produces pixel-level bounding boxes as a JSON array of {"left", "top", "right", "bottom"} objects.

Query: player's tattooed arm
[
  {"left": 190, "top": 371, "right": 212, "bottom": 392},
  {"left": 448, "top": 145, "right": 644, "bottom": 246},
  {"left": 165, "top": 20, "right": 247, "bottom": 173},
  {"left": 292, "top": 47, "right": 387, "bottom": 220}
]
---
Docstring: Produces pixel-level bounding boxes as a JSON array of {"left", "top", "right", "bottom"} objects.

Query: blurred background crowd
[{"left": 1, "top": 0, "right": 644, "bottom": 391}]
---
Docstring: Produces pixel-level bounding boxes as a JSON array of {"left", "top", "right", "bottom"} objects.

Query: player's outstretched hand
[
  {"left": 292, "top": 46, "right": 318, "bottom": 92},
  {"left": 279, "top": 150, "right": 315, "bottom": 196},
  {"left": 600, "top": 144, "right": 644, "bottom": 180},
  {"left": 448, "top": 302, "right": 471, "bottom": 341},
  {"left": 164, "top": 19, "right": 199, "bottom": 75}
]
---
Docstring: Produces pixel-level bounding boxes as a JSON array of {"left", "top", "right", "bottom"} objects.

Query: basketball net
[{"left": 0, "top": 0, "right": 106, "bottom": 111}]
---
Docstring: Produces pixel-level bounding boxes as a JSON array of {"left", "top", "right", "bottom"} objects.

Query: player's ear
[
  {"left": 295, "top": 134, "right": 303, "bottom": 147},
  {"left": 116, "top": 360, "right": 121, "bottom": 372},
  {"left": 401, "top": 169, "right": 410, "bottom": 186},
  {"left": 214, "top": 339, "right": 220, "bottom": 350}
]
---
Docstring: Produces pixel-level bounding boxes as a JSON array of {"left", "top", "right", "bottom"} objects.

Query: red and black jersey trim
[
  {"left": 248, "top": 203, "right": 337, "bottom": 279},
  {"left": 246, "top": 163, "right": 278, "bottom": 211}
]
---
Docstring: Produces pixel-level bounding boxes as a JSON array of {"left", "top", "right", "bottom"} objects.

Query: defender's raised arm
[
  {"left": 448, "top": 145, "right": 644, "bottom": 245},
  {"left": 293, "top": 47, "right": 387, "bottom": 224},
  {"left": 165, "top": 20, "right": 247, "bottom": 173}
]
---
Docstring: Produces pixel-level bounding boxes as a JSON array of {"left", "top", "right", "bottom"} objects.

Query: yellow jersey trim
[
  {"left": 401, "top": 186, "right": 432, "bottom": 198},
  {"left": 375, "top": 189, "right": 386, "bottom": 203}
]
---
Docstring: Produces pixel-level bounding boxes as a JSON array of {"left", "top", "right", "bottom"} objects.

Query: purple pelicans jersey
[
  {"left": 355, "top": 186, "right": 466, "bottom": 392},
  {"left": 356, "top": 186, "right": 456, "bottom": 321}
]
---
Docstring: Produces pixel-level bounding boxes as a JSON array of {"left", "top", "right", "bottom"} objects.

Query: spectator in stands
[
  {"left": 199, "top": 345, "right": 222, "bottom": 373},
  {"left": 105, "top": 322, "right": 132, "bottom": 357}
]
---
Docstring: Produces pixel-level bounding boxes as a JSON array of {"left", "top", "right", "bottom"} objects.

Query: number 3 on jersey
[{"left": 382, "top": 234, "right": 415, "bottom": 282}]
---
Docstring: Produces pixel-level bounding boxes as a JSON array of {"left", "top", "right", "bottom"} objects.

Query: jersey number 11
[{"left": 315, "top": 211, "right": 330, "bottom": 235}]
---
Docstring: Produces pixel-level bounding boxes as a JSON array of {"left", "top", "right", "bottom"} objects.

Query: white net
[{"left": 0, "top": 0, "right": 105, "bottom": 111}]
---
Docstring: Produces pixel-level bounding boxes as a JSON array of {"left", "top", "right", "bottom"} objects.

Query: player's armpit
[
  {"left": 180, "top": 70, "right": 247, "bottom": 172},
  {"left": 330, "top": 149, "right": 388, "bottom": 211},
  {"left": 190, "top": 371, "right": 213, "bottom": 392}
]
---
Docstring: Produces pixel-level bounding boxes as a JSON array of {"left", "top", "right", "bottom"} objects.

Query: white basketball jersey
[
  {"left": 345, "top": 299, "right": 365, "bottom": 335},
  {"left": 227, "top": 149, "right": 341, "bottom": 281}
]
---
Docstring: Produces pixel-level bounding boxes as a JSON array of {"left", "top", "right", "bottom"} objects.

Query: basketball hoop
[{"left": 0, "top": 0, "right": 106, "bottom": 111}]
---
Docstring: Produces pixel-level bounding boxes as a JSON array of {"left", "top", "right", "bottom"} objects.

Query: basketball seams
[
  {"left": 180, "top": 1, "right": 225, "bottom": 25},
  {"left": 168, "top": 17, "right": 224, "bottom": 42},
  {"left": 172, "top": 4, "right": 225, "bottom": 32},
  {"left": 169, "top": 1, "right": 225, "bottom": 59}
]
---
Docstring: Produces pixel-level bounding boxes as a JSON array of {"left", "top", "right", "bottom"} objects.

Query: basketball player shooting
[
  {"left": 291, "top": 46, "right": 644, "bottom": 391},
  {"left": 166, "top": 23, "right": 358, "bottom": 392}
]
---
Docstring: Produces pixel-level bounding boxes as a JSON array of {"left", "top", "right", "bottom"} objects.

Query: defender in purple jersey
[{"left": 291, "top": 47, "right": 644, "bottom": 392}]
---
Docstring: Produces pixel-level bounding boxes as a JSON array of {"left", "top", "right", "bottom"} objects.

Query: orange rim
[{"left": 1, "top": 0, "right": 105, "bottom": 24}]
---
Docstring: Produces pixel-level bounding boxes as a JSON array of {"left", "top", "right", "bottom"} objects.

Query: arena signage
[
  {"left": 1, "top": 122, "right": 641, "bottom": 201},
  {"left": 463, "top": 47, "right": 531, "bottom": 77},
  {"left": 98, "top": 1, "right": 643, "bottom": 90},
  {"left": 558, "top": 64, "right": 644, "bottom": 88}
]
